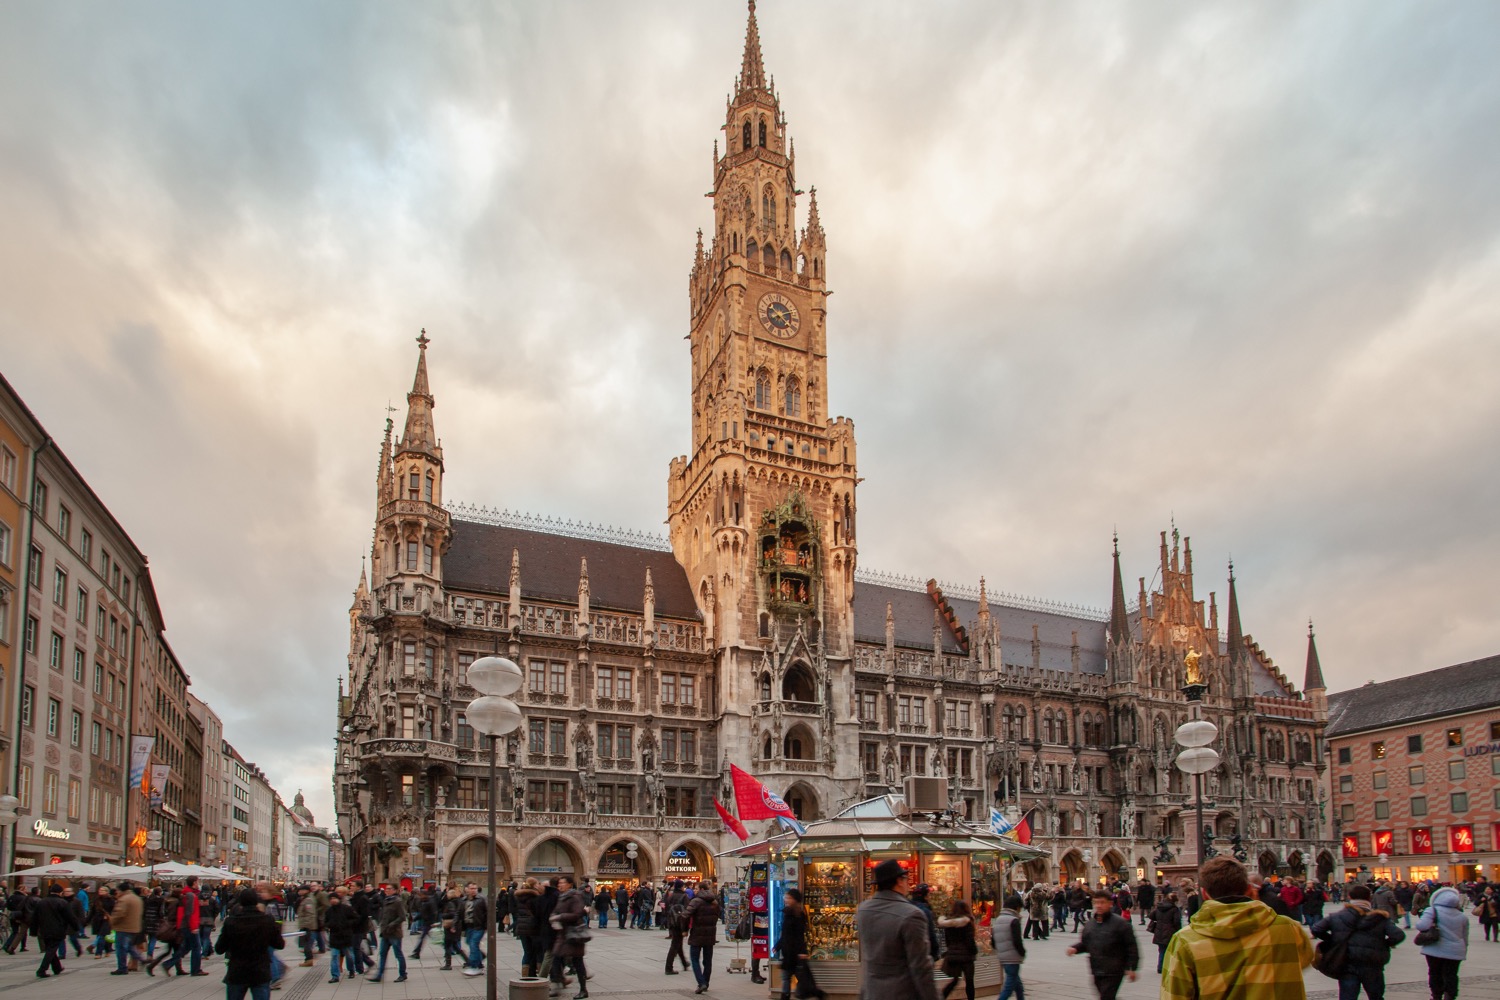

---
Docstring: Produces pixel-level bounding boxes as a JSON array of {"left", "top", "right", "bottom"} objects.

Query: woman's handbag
[
  {"left": 563, "top": 923, "right": 593, "bottom": 944},
  {"left": 1414, "top": 910, "right": 1442, "bottom": 947}
]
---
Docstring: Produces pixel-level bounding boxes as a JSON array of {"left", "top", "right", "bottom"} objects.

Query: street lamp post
[
  {"left": 465, "top": 657, "right": 525, "bottom": 1000},
  {"left": 1175, "top": 653, "right": 1220, "bottom": 867}
]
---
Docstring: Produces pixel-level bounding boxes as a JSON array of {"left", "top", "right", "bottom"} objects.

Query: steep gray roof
[
  {"left": 1326, "top": 654, "right": 1500, "bottom": 736},
  {"left": 444, "top": 518, "right": 701, "bottom": 620},
  {"left": 852, "top": 581, "right": 1108, "bottom": 674}
]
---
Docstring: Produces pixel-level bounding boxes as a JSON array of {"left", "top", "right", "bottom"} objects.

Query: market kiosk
[{"left": 718, "top": 795, "right": 1045, "bottom": 998}]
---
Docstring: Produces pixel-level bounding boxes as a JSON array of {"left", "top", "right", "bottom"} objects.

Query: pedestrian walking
[
  {"left": 460, "top": 882, "right": 489, "bottom": 976},
  {"left": 1135, "top": 881, "right": 1157, "bottom": 926},
  {"left": 1304, "top": 881, "right": 1329, "bottom": 926},
  {"left": 909, "top": 883, "right": 942, "bottom": 960},
  {"left": 214, "top": 887, "right": 284, "bottom": 1000},
  {"left": 775, "top": 888, "right": 824, "bottom": 1000},
  {"left": 109, "top": 883, "right": 147, "bottom": 975},
  {"left": 855, "top": 859, "right": 939, "bottom": 1000},
  {"left": 145, "top": 889, "right": 186, "bottom": 976},
  {"left": 1067, "top": 890, "right": 1139, "bottom": 1000},
  {"left": 663, "top": 879, "right": 691, "bottom": 975},
  {"left": 593, "top": 885, "right": 611, "bottom": 929},
  {"left": 513, "top": 878, "right": 542, "bottom": 977},
  {"left": 1069, "top": 884, "right": 1090, "bottom": 930},
  {"left": 1149, "top": 890, "right": 1182, "bottom": 973},
  {"left": 1024, "top": 884, "right": 1050, "bottom": 940},
  {"left": 1161, "top": 856, "right": 1313, "bottom": 1000},
  {"left": 31, "top": 884, "right": 81, "bottom": 979},
  {"left": 992, "top": 894, "right": 1026, "bottom": 1000},
  {"left": 296, "top": 889, "right": 319, "bottom": 966},
  {"left": 686, "top": 879, "right": 722, "bottom": 994},
  {"left": 1414, "top": 885, "right": 1468, "bottom": 1000},
  {"left": 937, "top": 899, "right": 978, "bottom": 1000},
  {"left": 549, "top": 875, "right": 591, "bottom": 1000},
  {"left": 1312, "top": 882, "right": 1404, "bottom": 1000},
  {"left": 324, "top": 889, "right": 364, "bottom": 983},
  {"left": 411, "top": 887, "right": 439, "bottom": 959},
  {"left": 89, "top": 888, "right": 113, "bottom": 957},
  {"left": 366, "top": 883, "right": 408, "bottom": 983},
  {"left": 1476, "top": 889, "right": 1499, "bottom": 943}
]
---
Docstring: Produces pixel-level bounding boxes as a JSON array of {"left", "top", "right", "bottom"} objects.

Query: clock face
[{"left": 758, "top": 292, "right": 800, "bottom": 338}]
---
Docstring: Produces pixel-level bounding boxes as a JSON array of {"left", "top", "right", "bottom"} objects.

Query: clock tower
[{"left": 667, "top": 1, "right": 860, "bottom": 820}]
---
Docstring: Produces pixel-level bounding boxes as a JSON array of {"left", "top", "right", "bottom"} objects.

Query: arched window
[
  {"left": 424, "top": 473, "right": 434, "bottom": 503},
  {"left": 761, "top": 733, "right": 773, "bottom": 760},
  {"left": 758, "top": 118, "right": 767, "bottom": 147},
  {"left": 1057, "top": 715, "right": 1068, "bottom": 745},
  {"left": 758, "top": 672, "right": 772, "bottom": 701},
  {"left": 742, "top": 120, "right": 752, "bottom": 151},
  {"left": 784, "top": 377, "right": 801, "bottom": 417},
  {"left": 747, "top": 238, "right": 758, "bottom": 263},
  {"left": 763, "top": 243, "right": 775, "bottom": 269},
  {"left": 754, "top": 370, "right": 771, "bottom": 409},
  {"left": 780, "top": 249, "right": 793, "bottom": 272},
  {"left": 762, "top": 185, "right": 776, "bottom": 228},
  {"left": 744, "top": 193, "right": 753, "bottom": 221},
  {"left": 782, "top": 664, "right": 816, "bottom": 703},
  {"left": 813, "top": 258, "right": 820, "bottom": 278},
  {"left": 1042, "top": 710, "right": 1054, "bottom": 744}
]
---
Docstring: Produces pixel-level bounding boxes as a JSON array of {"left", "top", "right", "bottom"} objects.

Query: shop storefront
[
  {"left": 525, "top": 838, "right": 578, "bottom": 880},
  {"left": 446, "top": 836, "right": 508, "bottom": 884},
  {"left": 720, "top": 796, "right": 1045, "bottom": 998}
]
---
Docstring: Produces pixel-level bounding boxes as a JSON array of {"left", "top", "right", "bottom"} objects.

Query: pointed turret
[
  {"left": 737, "top": 0, "right": 767, "bottom": 96},
  {"left": 1108, "top": 534, "right": 1131, "bottom": 649},
  {"left": 803, "top": 187, "right": 825, "bottom": 245},
  {"left": 377, "top": 416, "right": 394, "bottom": 506},
  {"left": 1225, "top": 561, "right": 1244, "bottom": 662},
  {"left": 397, "top": 331, "right": 442, "bottom": 463},
  {"left": 1304, "top": 620, "right": 1326, "bottom": 693}
]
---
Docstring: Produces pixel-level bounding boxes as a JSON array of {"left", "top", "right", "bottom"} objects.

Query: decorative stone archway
[
  {"left": 443, "top": 834, "right": 513, "bottom": 885},
  {"left": 784, "top": 781, "right": 820, "bottom": 821},
  {"left": 1059, "top": 850, "right": 1086, "bottom": 885},
  {"left": 523, "top": 835, "right": 584, "bottom": 880},
  {"left": 597, "top": 839, "right": 656, "bottom": 886},
  {"left": 664, "top": 838, "right": 715, "bottom": 883},
  {"left": 1100, "top": 849, "right": 1126, "bottom": 881},
  {"left": 1316, "top": 851, "right": 1336, "bottom": 882},
  {"left": 1257, "top": 850, "right": 1279, "bottom": 877}
]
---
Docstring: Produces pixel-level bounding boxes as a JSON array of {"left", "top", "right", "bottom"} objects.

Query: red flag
[
  {"left": 730, "top": 764, "right": 799, "bottom": 824},
  {"left": 1013, "top": 810, "right": 1033, "bottom": 846},
  {"left": 714, "top": 799, "right": 749, "bottom": 842}
]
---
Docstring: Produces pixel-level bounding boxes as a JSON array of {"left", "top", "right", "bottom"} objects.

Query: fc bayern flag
[
  {"left": 1013, "top": 809, "right": 1033, "bottom": 846},
  {"left": 730, "top": 764, "right": 799, "bottom": 823},
  {"left": 714, "top": 798, "right": 749, "bottom": 841}
]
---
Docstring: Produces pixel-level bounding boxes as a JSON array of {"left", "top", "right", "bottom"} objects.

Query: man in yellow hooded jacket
[{"left": 1160, "top": 856, "right": 1314, "bottom": 1000}]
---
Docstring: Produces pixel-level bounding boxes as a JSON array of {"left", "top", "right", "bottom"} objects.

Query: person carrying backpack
[
  {"left": 663, "top": 880, "right": 690, "bottom": 976},
  {"left": 1311, "top": 883, "right": 1404, "bottom": 1000}
]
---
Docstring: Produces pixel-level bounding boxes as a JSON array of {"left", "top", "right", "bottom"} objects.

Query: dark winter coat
[
  {"left": 214, "top": 908, "right": 284, "bottom": 986},
  {"left": 1074, "top": 910, "right": 1140, "bottom": 977},
  {"left": 686, "top": 892, "right": 721, "bottom": 948},
  {"left": 551, "top": 888, "right": 589, "bottom": 959},
  {"left": 776, "top": 904, "right": 808, "bottom": 960},
  {"left": 1150, "top": 901, "right": 1182, "bottom": 948},
  {"left": 512, "top": 888, "right": 539, "bottom": 938},
  {"left": 1135, "top": 883, "right": 1157, "bottom": 912},
  {"left": 31, "top": 894, "right": 80, "bottom": 942},
  {"left": 1312, "top": 905, "right": 1404, "bottom": 971},
  {"left": 937, "top": 915, "right": 977, "bottom": 962},
  {"left": 325, "top": 901, "right": 361, "bottom": 950}
]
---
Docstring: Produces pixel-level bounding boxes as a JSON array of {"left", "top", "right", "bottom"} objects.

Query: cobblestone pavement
[{"left": 0, "top": 913, "right": 1497, "bottom": 1000}]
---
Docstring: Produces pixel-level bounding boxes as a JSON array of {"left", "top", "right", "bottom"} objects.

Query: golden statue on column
[{"left": 1183, "top": 648, "right": 1204, "bottom": 686}]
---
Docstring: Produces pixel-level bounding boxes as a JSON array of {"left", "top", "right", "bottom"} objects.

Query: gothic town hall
[{"left": 334, "top": 3, "right": 1334, "bottom": 891}]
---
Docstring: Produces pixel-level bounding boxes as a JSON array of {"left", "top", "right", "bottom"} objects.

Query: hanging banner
[
  {"left": 1340, "top": 834, "right": 1359, "bottom": 859},
  {"left": 1449, "top": 825, "right": 1474, "bottom": 854},
  {"left": 149, "top": 764, "right": 170, "bottom": 809},
  {"left": 130, "top": 736, "right": 155, "bottom": 790},
  {"left": 1411, "top": 828, "right": 1433, "bottom": 854},
  {"left": 1373, "top": 830, "right": 1394, "bottom": 857}
]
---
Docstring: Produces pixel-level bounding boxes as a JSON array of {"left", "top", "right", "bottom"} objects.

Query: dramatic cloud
[{"left": 3, "top": 1, "right": 1497, "bottom": 825}]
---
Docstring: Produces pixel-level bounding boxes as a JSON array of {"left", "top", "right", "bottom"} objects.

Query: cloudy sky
[{"left": 4, "top": 1, "right": 1498, "bottom": 826}]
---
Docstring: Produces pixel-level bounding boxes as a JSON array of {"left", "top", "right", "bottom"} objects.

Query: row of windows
[
  {"left": 29, "top": 476, "right": 132, "bottom": 603},
  {"left": 1339, "top": 756, "right": 1500, "bottom": 795},
  {"left": 15, "top": 763, "right": 123, "bottom": 827},
  {"left": 1343, "top": 722, "right": 1500, "bottom": 763},
  {"left": 1339, "top": 787, "right": 1499, "bottom": 823}
]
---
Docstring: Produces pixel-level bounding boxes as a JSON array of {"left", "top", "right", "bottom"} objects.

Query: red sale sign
[
  {"left": 1341, "top": 834, "right": 1360, "bottom": 858},
  {"left": 1411, "top": 828, "right": 1433, "bottom": 854},
  {"left": 1373, "top": 830, "right": 1393, "bottom": 856},
  {"left": 1450, "top": 825, "right": 1474, "bottom": 853}
]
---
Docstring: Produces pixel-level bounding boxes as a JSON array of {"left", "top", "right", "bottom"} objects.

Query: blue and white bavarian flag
[{"left": 989, "top": 806, "right": 1014, "bottom": 837}]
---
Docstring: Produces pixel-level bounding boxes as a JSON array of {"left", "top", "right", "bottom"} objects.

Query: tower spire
[
  {"left": 398, "top": 330, "right": 441, "bottom": 462},
  {"left": 1225, "top": 560, "right": 1243, "bottom": 662},
  {"left": 1304, "top": 619, "right": 1326, "bottom": 692},
  {"left": 1109, "top": 533, "right": 1130, "bottom": 647},
  {"left": 739, "top": 0, "right": 767, "bottom": 95}
]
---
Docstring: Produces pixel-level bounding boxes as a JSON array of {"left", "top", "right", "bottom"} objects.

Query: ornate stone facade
[{"left": 335, "top": 2, "right": 1333, "bottom": 889}]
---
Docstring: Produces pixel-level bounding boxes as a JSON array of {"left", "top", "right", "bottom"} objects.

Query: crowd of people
[
  {"left": 1, "top": 865, "right": 1494, "bottom": 1000},
  {"left": 852, "top": 862, "right": 1496, "bottom": 1000}
]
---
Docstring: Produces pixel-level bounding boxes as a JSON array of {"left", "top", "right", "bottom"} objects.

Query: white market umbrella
[{"left": 2, "top": 862, "right": 110, "bottom": 878}]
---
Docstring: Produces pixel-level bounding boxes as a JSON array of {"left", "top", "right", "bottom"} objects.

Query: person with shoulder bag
[
  {"left": 775, "top": 888, "right": 824, "bottom": 1000},
  {"left": 1414, "top": 886, "right": 1468, "bottom": 1000},
  {"left": 937, "top": 899, "right": 978, "bottom": 1000},
  {"left": 549, "top": 875, "right": 591, "bottom": 1000},
  {"left": 1311, "top": 883, "right": 1404, "bottom": 999},
  {"left": 685, "top": 880, "right": 721, "bottom": 995},
  {"left": 1150, "top": 891, "right": 1183, "bottom": 973},
  {"left": 991, "top": 894, "right": 1026, "bottom": 1000}
]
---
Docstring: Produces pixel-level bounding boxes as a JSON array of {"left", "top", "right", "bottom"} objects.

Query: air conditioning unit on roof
[{"left": 903, "top": 776, "right": 950, "bottom": 813}]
